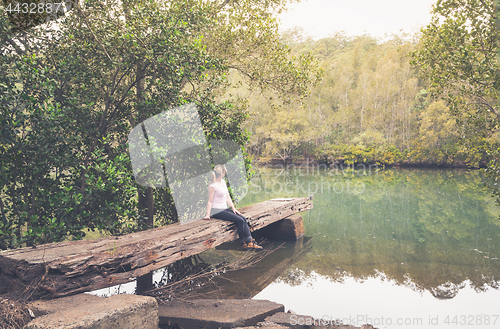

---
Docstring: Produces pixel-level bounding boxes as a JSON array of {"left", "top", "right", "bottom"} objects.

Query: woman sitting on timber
[{"left": 203, "top": 164, "right": 262, "bottom": 251}]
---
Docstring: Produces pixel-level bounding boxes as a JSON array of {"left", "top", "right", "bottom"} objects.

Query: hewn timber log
[{"left": 0, "top": 197, "right": 312, "bottom": 299}]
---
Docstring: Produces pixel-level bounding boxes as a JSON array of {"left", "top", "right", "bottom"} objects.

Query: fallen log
[{"left": 0, "top": 197, "right": 312, "bottom": 299}]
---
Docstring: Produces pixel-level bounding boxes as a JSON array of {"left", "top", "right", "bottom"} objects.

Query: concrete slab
[
  {"left": 159, "top": 299, "right": 284, "bottom": 328},
  {"left": 25, "top": 293, "right": 158, "bottom": 329},
  {"left": 255, "top": 215, "right": 305, "bottom": 240}
]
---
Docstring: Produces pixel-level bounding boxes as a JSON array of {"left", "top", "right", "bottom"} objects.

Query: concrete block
[
  {"left": 256, "top": 215, "right": 305, "bottom": 240},
  {"left": 159, "top": 299, "right": 284, "bottom": 329},
  {"left": 25, "top": 293, "right": 158, "bottom": 329}
]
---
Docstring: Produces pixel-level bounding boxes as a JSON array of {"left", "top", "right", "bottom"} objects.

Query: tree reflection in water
[{"left": 239, "top": 167, "right": 500, "bottom": 300}]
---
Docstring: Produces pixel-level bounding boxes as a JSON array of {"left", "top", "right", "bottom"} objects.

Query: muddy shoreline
[{"left": 254, "top": 157, "right": 485, "bottom": 169}]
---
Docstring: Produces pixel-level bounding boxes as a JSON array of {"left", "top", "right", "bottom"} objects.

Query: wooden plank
[{"left": 0, "top": 197, "right": 312, "bottom": 299}]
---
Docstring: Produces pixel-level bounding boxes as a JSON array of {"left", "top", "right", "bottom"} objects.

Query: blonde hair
[{"left": 210, "top": 164, "right": 227, "bottom": 184}]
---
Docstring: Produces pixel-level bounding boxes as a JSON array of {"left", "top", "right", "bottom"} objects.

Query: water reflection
[
  {"left": 91, "top": 167, "right": 500, "bottom": 329},
  {"left": 239, "top": 168, "right": 500, "bottom": 300},
  {"left": 179, "top": 238, "right": 312, "bottom": 299},
  {"left": 88, "top": 238, "right": 313, "bottom": 300}
]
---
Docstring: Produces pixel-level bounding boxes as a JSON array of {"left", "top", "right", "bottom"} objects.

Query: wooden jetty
[{"left": 0, "top": 197, "right": 312, "bottom": 299}]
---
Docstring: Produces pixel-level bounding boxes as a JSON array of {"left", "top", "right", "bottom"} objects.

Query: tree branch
[{"left": 75, "top": 5, "right": 112, "bottom": 62}]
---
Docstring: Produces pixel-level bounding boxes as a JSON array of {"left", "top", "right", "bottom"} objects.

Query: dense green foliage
[
  {"left": 0, "top": 0, "right": 319, "bottom": 249},
  {"left": 245, "top": 21, "right": 497, "bottom": 167},
  {"left": 410, "top": 0, "right": 500, "bottom": 204},
  {"left": 411, "top": 0, "right": 499, "bottom": 141},
  {"left": 2, "top": 0, "right": 499, "bottom": 249}
]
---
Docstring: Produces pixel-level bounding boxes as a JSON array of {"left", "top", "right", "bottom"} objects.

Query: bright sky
[{"left": 279, "top": 0, "right": 437, "bottom": 40}]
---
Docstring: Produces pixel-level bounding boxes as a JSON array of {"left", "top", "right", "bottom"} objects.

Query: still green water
[
  {"left": 90, "top": 166, "right": 500, "bottom": 328},
  {"left": 239, "top": 166, "right": 500, "bottom": 329}
]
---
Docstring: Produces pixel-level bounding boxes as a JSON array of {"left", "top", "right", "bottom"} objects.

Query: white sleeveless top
[{"left": 210, "top": 180, "right": 228, "bottom": 209}]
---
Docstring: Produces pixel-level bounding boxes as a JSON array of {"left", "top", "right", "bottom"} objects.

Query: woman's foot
[{"left": 241, "top": 241, "right": 263, "bottom": 251}]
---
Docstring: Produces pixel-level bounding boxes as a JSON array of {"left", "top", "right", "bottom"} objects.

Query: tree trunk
[
  {"left": 135, "top": 55, "right": 155, "bottom": 227},
  {"left": 138, "top": 187, "right": 154, "bottom": 227}
]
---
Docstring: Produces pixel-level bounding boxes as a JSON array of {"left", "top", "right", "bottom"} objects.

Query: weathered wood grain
[{"left": 0, "top": 197, "right": 312, "bottom": 299}]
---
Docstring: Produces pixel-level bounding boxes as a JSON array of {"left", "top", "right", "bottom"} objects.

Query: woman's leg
[
  {"left": 235, "top": 212, "right": 252, "bottom": 242},
  {"left": 212, "top": 209, "right": 252, "bottom": 244}
]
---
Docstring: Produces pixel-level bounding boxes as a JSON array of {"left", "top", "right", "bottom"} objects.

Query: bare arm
[
  {"left": 227, "top": 190, "right": 241, "bottom": 215},
  {"left": 204, "top": 187, "right": 215, "bottom": 220}
]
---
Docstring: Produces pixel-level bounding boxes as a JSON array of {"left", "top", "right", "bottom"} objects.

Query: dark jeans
[{"left": 211, "top": 208, "right": 252, "bottom": 244}]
